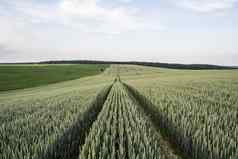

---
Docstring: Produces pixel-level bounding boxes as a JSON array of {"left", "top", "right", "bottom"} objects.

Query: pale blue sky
[{"left": 0, "top": 0, "right": 237, "bottom": 65}]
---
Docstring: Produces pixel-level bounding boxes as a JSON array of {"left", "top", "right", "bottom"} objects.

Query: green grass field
[
  {"left": 0, "top": 64, "right": 237, "bottom": 159},
  {"left": 0, "top": 64, "right": 109, "bottom": 91}
]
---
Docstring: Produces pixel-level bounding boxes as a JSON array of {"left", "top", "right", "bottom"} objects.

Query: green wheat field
[{"left": 0, "top": 64, "right": 238, "bottom": 159}]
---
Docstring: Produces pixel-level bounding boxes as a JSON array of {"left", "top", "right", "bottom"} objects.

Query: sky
[{"left": 0, "top": 0, "right": 238, "bottom": 65}]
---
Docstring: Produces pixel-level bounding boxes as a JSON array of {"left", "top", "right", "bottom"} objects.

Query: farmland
[
  {"left": 0, "top": 64, "right": 109, "bottom": 91},
  {"left": 0, "top": 64, "right": 238, "bottom": 159}
]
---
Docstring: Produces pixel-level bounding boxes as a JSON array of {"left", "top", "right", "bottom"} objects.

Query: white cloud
[
  {"left": 58, "top": 0, "right": 151, "bottom": 34},
  {"left": 0, "top": 0, "right": 60, "bottom": 24},
  {"left": 0, "top": 0, "right": 162, "bottom": 35},
  {"left": 118, "top": 0, "right": 133, "bottom": 3},
  {"left": 60, "top": 0, "right": 105, "bottom": 18},
  {"left": 174, "top": 0, "right": 238, "bottom": 12},
  {"left": 1, "top": 0, "right": 236, "bottom": 65},
  {"left": 0, "top": 0, "right": 164, "bottom": 62}
]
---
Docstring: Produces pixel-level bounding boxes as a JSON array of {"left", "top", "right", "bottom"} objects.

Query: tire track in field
[
  {"left": 124, "top": 83, "right": 190, "bottom": 159},
  {"left": 79, "top": 82, "right": 182, "bottom": 159},
  {"left": 41, "top": 81, "right": 186, "bottom": 159},
  {"left": 40, "top": 85, "right": 112, "bottom": 159}
]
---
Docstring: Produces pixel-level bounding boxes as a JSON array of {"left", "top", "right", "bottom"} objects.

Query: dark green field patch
[{"left": 0, "top": 64, "right": 109, "bottom": 91}]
